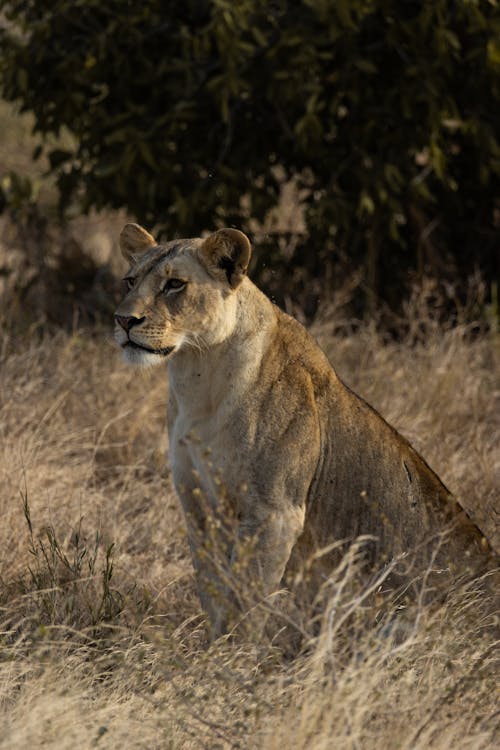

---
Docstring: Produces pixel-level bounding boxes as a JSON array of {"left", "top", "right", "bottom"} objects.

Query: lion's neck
[{"left": 167, "top": 279, "right": 276, "bottom": 416}]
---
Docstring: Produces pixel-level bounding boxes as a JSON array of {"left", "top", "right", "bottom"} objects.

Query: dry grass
[{"left": 0, "top": 292, "right": 499, "bottom": 749}]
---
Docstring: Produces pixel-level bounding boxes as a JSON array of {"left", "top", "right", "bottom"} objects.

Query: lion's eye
[
  {"left": 163, "top": 278, "right": 186, "bottom": 293},
  {"left": 124, "top": 277, "right": 135, "bottom": 291}
]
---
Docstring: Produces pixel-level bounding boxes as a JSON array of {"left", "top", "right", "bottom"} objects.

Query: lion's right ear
[{"left": 119, "top": 223, "right": 156, "bottom": 264}]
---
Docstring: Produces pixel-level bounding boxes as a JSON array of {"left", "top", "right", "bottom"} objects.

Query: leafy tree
[{"left": 1, "top": 0, "right": 499, "bottom": 314}]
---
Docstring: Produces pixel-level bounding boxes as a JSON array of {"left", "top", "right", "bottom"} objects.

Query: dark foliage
[{"left": 1, "top": 0, "right": 499, "bottom": 315}]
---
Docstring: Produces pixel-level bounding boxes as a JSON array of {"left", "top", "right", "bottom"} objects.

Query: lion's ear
[
  {"left": 119, "top": 223, "right": 156, "bottom": 264},
  {"left": 200, "top": 228, "right": 251, "bottom": 289}
]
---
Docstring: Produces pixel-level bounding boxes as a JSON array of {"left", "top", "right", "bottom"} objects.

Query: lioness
[{"left": 115, "top": 223, "right": 494, "bottom": 636}]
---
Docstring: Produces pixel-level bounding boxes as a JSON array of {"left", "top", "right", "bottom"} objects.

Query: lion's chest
[{"left": 168, "top": 399, "right": 248, "bottom": 514}]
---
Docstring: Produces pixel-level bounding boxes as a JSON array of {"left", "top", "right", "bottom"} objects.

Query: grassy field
[
  {"left": 0, "top": 92, "right": 498, "bottom": 749},
  {"left": 0, "top": 285, "right": 498, "bottom": 748}
]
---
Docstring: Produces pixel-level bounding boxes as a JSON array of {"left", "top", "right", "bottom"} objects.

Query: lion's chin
[{"left": 121, "top": 341, "right": 174, "bottom": 368}]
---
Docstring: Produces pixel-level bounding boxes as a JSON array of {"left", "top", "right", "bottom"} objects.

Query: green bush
[{"left": 1, "top": 0, "right": 499, "bottom": 314}]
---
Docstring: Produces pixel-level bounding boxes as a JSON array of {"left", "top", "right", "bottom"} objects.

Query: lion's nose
[{"left": 114, "top": 314, "right": 145, "bottom": 332}]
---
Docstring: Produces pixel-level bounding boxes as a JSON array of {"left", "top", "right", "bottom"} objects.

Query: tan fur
[{"left": 115, "top": 225, "right": 495, "bottom": 636}]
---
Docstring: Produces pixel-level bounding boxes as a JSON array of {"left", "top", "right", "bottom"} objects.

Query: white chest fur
[{"left": 166, "top": 336, "right": 263, "bottom": 510}]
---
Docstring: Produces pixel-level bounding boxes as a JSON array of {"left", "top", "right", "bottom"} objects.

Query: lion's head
[{"left": 114, "top": 223, "right": 251, "bottom": 366}]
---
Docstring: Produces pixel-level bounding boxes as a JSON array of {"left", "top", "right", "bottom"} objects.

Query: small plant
[{"left": 21, "top": 485, "right": 123, "bottom": 629}]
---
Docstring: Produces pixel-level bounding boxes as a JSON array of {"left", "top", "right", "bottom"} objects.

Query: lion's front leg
[
  {"left": 209, "top": 504, "right": 306, "bottom": 638},
  {"left": 171, "top": 436, "right": 307, "bottom": 638},
  {"left": 170, "top": 460, "right": 237, "bottom": 635},
  {"left": 171, "top": 474, "right": 231, "bottom": 632}
]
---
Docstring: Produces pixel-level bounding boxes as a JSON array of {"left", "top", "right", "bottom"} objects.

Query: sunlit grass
[{"left": 0, "top": 298, "right": 498, "bottom": 748}]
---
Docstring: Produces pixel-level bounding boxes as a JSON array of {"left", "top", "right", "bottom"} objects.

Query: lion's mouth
[{"left": 123, "top": 340, "right": 174, "bottom": 357}]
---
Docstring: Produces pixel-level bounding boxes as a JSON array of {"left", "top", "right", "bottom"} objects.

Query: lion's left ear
[
  {"left": 200, "top": 229, "right": 251, "bottom": 289},
  {"left": 119, "top": 223, "right": 156, "bottom": 264}
]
